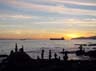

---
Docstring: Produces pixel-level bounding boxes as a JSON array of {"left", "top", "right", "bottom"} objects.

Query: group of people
[{"left": 40, "top": 49, "right": 68, "bottom": 61}]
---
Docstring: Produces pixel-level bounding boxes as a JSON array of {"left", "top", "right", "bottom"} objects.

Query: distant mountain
[
  {"left": 0, "top": 38, "right": 32, "bottom": 40},
  {"left": 72, "top": 36, "right": 96, "bottom": 40}
]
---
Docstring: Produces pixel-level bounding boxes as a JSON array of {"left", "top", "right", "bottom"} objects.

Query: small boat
[
  {"left": 75, "top": 44, "right": 87, "bottom": 46},
  {"left": 88, "top": 44, "right": 96, "bottom": 46},
  {"left": 0, "top": 54, "right": 8, "bottom": 58}
]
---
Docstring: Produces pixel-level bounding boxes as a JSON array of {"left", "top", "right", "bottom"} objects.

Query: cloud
[
  {"left": 0, "top": 14, "right": 49, "bottom": 20},
  {"left": 9, "top": 15, "right": 32, "bottom": 19},
  {"left": 32, "top": 18, "right": 96, "bottom": 25},
  {"left": 1, "top": 0, "right": 96, "bottom": 16},
  {"left": 48, "top": 0, "right": 96, "bottom": 6},
  {"left": 63, "top": 18, "right": 96, "bottom": 25},
  {"left": 0, "top": 14, "right": 32, "bottom": 19}
]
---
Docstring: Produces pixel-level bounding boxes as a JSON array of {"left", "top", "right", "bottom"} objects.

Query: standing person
[
  {"left": 63, "top": 52, "right": 68, "bottom": 61},
  {"left": 49, "top": 50, "right": 52, "bottom": 60},
  {"left": 41, "top": 49, "right": 45, "bottom": 59},
  {"left": 54, "top": 53, "right": 57, "bottom": 59},
  {"left": 15, "top": 43, "right": 18, "bottom": 52}
]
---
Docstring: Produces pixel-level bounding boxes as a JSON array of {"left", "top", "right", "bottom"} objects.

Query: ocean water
[{"left": 0, "top": 39, "right": 96, "bottom": 61}]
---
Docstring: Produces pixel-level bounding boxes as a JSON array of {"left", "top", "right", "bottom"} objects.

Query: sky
[{"left": 0, "top": 0, "right": 96, "bottom": 39}]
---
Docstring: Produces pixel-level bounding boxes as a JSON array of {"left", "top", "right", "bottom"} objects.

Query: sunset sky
[{"left": 0, "top": 0, "right": 96, "bottom": 39}]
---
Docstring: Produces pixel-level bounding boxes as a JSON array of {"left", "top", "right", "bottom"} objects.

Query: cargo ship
[{"left": 50, "top": 37, "right": 65, "bottom": 40}]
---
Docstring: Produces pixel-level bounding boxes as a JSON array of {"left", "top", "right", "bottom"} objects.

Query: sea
[{"left": 0, "top": 39, "right": 96, "bottom": 62}]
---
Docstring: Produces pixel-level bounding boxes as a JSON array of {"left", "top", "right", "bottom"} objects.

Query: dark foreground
[
  {"left": 0, "top": 45, "right": 96, "bottom": 71},
  {"left": 1, "top": 59, "right": 96, "bottom": 71}
]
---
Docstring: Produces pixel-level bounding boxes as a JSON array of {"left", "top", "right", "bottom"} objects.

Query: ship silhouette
[{"left": 50, "top": 37, "right": 65, "bottom": 40}]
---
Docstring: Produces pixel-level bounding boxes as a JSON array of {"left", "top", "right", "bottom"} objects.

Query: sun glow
[
  {"left": 15, "top": 31, "right": 21, "bottom": 35},
  {"left": 65, "top": 33, "right": 82, "bottom": 40}
]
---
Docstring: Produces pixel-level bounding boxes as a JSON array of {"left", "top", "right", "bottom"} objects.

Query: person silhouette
[
  {"left": 19, "top": 45, "right": 24, "bottom": 53},
  {"left": 41, "top": 49, "right": 45, "bottom": 59},
  {"left": 49, "top": 50, "right": 52, "bottom": 60},
  {"left": 79, "top": 45, "right": 83, "bottom": 51},
  {"left": 15, "top": 43, "right": 18, "bottom": 52},
  {"left": 63, "top": 52, "right": 68, "bottom": 61},
  {"left": 54, "top": 53, "right": 57, "bottom": 59}
]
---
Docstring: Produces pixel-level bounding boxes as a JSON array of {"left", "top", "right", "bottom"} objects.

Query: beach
[{"left": 0, "top": 39, "right": 96, "bottom": 60}]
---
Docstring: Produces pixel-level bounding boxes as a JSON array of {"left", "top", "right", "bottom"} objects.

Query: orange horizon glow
[
  {"left": 0, "top": 32, "right": 95, "bottom": 40},
  {"left": 0, "top": 0, "right": 96, "bottom": 41},
  {"left": 64, "top": 33, "right": 83, "bottom": 40}
]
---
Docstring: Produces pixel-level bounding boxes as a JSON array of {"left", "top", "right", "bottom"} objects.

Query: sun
[
  {"left": 65, "top": 33, "right": 81, "bottom": 40},
  {"left": 68, "top": 34, "right": 80, "bottom": 38},
  {"left": 15, "top": 31, "right": 22, "bottom": 35}
]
